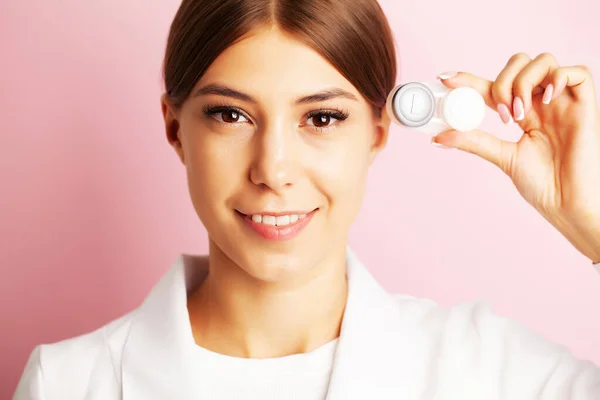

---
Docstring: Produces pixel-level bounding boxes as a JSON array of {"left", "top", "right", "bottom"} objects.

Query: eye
[
  {"left": 203, "top": 106, "right": 249, "bottom": 124},
  {"left": 305, "top": 110, "right": 349, "bottom": 131}
]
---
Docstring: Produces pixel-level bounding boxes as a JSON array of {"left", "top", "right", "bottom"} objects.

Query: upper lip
[{"left": 237, "top": 209, "right": 317, "bottom": 217}]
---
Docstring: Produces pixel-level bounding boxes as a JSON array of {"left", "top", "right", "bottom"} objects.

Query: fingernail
[
  {"left": 513, "top": 97, "right": 524, "bottom": 121},
  {"left": 497, "top": 103, "right": 512, "bottom": 124},
  {"left": 542, "top": 84, "right": 554, "bottom": 105},
  {"left": 437, "top": 71, "right": 458, "bottom": 80},
  {"left": 431, "top": 137, "right": 453, "bottom": 149}
]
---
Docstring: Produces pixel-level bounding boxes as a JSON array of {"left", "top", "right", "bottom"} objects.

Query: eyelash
[{"left": 201, "top": 102, "right": 350, "bottom": 133}]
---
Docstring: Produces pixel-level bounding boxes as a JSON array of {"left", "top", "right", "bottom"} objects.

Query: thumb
[{"left": 432, "top": 129, "right": 516, "bottom": 175}]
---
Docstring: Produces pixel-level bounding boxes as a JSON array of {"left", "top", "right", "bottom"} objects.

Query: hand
[{"left": 433, "top": 52, "right": 600, "bottom": 263}]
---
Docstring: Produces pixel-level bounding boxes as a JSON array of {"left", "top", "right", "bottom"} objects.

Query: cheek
[
  {"left": 184, "top": 134, "right": 243, "bottom": 219},
  {"left": 310, "top": 132, "right": 371, "bottom": 211}
]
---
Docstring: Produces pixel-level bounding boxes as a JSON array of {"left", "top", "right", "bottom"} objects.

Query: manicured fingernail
[
  {"left": 542, "top": 84, "right": 554, "bottom": 105},
  {"left": 437, "top": 71, "right": 458, "bottom": 80},
  {"left": 431, "top": 137, "right": 453, "bottom": 149},
  {"left": 513, "top": 96, "right": 524, "bottom": 121},
  {"left": 497, "top": 103, "right": 512, "bottom": 124}
]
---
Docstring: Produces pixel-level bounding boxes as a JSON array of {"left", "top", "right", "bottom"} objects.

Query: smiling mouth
[{"left": 235, "top": 209, "right": 319, "bottom": 241}]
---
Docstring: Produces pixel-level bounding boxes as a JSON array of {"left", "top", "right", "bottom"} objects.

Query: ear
[
  {"left": 368, "top": 105, "right": 391, "bottom": 165},
  {"left": 161, "top": 93, "right": 185, "bottom": 164}
]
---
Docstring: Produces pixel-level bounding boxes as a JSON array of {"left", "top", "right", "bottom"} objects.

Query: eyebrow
[{"left": 192, "top": 83, "right": 358, "bottom": 104}]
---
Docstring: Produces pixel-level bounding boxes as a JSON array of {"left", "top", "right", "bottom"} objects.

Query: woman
[{"left": 14, "top": 0, "right": 600, "bottom": 398}]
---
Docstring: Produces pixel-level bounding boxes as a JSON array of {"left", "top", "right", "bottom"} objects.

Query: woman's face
[{"left": 162, "top": 27, "right": 390, "bottom": 282}]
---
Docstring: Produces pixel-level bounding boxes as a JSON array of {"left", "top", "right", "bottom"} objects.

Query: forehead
[{"left": 196, "top": 28, "right": 360, "bottom": 101}]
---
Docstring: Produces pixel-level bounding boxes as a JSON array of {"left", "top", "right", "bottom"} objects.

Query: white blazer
[{"left": 14, "top": 248, "right": 600, "bottom": 399}]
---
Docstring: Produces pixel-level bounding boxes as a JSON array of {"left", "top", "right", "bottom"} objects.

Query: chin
[{"left": 237, "top": 246, "right": 315, "bottom": 283}]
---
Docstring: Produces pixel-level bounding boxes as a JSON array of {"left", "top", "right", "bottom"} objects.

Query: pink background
[{"left": 2, "top": 0, "right": 600, "bottom": 396}]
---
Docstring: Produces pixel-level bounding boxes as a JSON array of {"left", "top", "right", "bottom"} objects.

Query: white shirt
[
  {"left": 193, "top": 339, "right": 338, "bottom": 399},
  {"left": 13, "top": 247, "right": 600, "bottom": 399}
]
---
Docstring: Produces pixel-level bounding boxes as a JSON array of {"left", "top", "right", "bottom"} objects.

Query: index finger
[
  {"left": 438, "top": 72, "right": 496, "bottom": 110},
  {"left": 438, "top": 72, "right": 544, "bottom": 112}
]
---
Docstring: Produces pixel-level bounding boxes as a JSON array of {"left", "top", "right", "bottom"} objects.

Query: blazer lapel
[
  {"left": 326, "top": 248, "right": 432, "bottom": 399},
  {"left": 121, "top": 254, "right": 207, "bottom": 400}
]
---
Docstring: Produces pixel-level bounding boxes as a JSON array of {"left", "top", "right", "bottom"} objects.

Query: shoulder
[
  {"left": 43, "top": 309, "right": 134, "bottom": 369},
  {"left": 389, "top": 294, "right": 600, "bottom": 397},
  {"left": 14, "top": 310, "right": 135, "bottom": 399},
  {"left": 390, "top": 293, "right": 566, "bottom": 354}
]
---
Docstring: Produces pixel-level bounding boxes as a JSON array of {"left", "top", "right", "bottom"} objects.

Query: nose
[{"left": 249, "top": 117, "right": 301, "bottom": 191}]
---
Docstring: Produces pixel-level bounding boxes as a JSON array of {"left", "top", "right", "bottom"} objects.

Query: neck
[{"left": 187, "top": 241, "right": 348, "bottom": 359}]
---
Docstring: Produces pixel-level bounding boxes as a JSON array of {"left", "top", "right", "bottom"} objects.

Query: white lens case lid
[{"left": 442, "top": 86, "right": 486, "bottom": 132}]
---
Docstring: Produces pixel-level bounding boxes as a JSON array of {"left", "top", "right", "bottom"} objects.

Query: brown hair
[{"left": 162, "top": 0, "right": 397, "bottom": 117}]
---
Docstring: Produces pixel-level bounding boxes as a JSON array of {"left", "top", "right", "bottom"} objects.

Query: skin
[{"left": 161, "top": 26, "right": 390, "bottom": 358}]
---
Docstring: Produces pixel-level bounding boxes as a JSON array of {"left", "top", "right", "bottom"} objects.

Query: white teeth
[
  {"left": 276, "top": 215, "right": 291, "bottom": 226},
  {"left": 249, "top": 213, "right": 307, "bottom": 226},
  {"left": 262, "top": 215, "right": 276, "bottom": 226}
]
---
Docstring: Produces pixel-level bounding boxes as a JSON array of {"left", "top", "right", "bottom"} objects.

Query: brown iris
[
  {"left": 313, "top": 114, "right": 331, "bottom": 128},
  {"left": 222, "top": 110, "right": 241, "bottom": 123}
]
